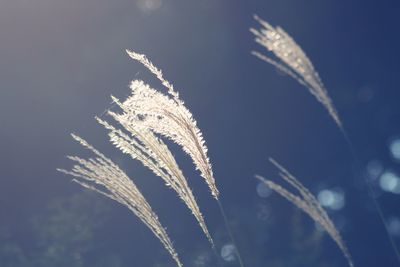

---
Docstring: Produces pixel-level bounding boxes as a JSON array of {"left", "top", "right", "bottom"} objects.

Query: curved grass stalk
[
  {"left": 125, "top": 51, "right": 218, "bottom": 199},
  {"left": 123, "top": 50, "right": 246, "bottom": 267},
  {"left": 250, "top": 15, "right": 342, "bottom": 129},
  {"left": 57, "top": 134, "right": 182, "bottom": 267},
  {"left": 96, "top": 116, "right": 214, "bottom": 246},
  {"left": 251, "top": 15, "right": 400, "bottom": 264},
  {"left": 255, "top": 158, "right": 353, "bottom": 267}
]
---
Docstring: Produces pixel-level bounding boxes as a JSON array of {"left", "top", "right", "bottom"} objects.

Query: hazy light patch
[
  {"left": 317, "top": 188, "right": 345, "bottom": 210},
  {"left": 366, "top": 159, "right": 384, "bottom": 181},
  {"left": 389, "top": 138, "right": 400, "bottom": 161},
  {"left": 256, "top": 203, "right": 272, "bottom": 221},
  {"left": 192, "top": 252, "right": 211, "bottom": 267},
  {"left": 136, "top": 0, "right": 162, "bottom": 12},
  {"left": 220, "top": 244, "right": 236, "bottom": 262},
  {"left": 256, "top": 181, "right": 272, "bottom": 198},
  {"left": 379, "top": 171, "right": 400, "bottom": 194},
  {"left": 388, "top": 217, "right": 400, "bottom": 237}
]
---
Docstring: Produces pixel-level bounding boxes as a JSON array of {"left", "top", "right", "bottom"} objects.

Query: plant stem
[
  {"left": 216, "top": 199, "right": 246, "bottom": 267},
  {"left": 343, "top": 128, "right": 400, "bottom": 265}
]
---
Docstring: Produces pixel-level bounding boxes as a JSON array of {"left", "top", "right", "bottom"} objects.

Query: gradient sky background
[{"left": 1, "top": 0, "right": 400, "bottom": 266}]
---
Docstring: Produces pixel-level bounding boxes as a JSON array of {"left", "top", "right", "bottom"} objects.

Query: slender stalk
[
  {"left": 216, "top": 199, "right": 246, "bottom": 267},
  {"left": 124, "top": 50, "right": 247, "bottom": 266},
  {"left": 251, "top": 15, "right": 400, "bottom": 264},
  {"left": 343, "top": 130, "right": 400, "bottom": 264},
  {"left": 211, "top": 243, "right": 225, "bottom": 267}
]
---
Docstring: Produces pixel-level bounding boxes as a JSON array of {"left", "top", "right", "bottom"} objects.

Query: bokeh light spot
[
  {"left": 256, "top": 181, "right": 272, "bottom": 198},
  {"left": 136, "top": 0, "right": 162, "bottom": 12},
  {"left": 389, "top": 138, "right": 400, "bottom": 161},
  {"left": 366, "top": 159, "right": 384, "bottom": 181},
  {"left": 388, "top": 217, "right": 400, "bottom": 237},
  {"left": 317, "top": 188, "right": 345, "bottom": 210},
  {"left": 379, "top": 171, "right": 400, "bottom": 194},
  {"left": 256, "top": 203, "right": 272, "bottom": 221},
  {"left": 221, "top": 244, "right": 236, "bottom": 262}
]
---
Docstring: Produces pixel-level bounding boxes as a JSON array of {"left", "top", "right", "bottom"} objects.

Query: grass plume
[
  {"left": 125, "top": 50, "right": 219, "bottom": 200},
  {"left": 57, "top": 134, "right": 183, "bottom": 267},
  {"left": 250, "top": 15, "right": 342, "bottom": 129},
  {"left": 255, "top": 158, "right": 353, "bottom": 267},
  {"left": 96, "top": 113, "right": 214, "bottom": 246},
  {"left": 251, "top": 15, "right": 400, "bottom": 263},
  {"left": 124, "top": 50, "right": 246, "bottom": 267}
]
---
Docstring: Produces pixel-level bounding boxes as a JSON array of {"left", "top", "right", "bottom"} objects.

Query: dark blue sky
[{"left": 1, "top": 1, "right": 400, "bottom": 266}]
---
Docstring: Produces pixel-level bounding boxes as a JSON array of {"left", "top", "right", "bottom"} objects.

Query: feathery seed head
[
  {"left": 251, "top": 15, "right": 342, "bottom": 129},
  {"left": 256, "top": 159, "right": 353, "bottom": 267},
  {"left": 58, "top": 135, "right": 183, "bottom": 267}
]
